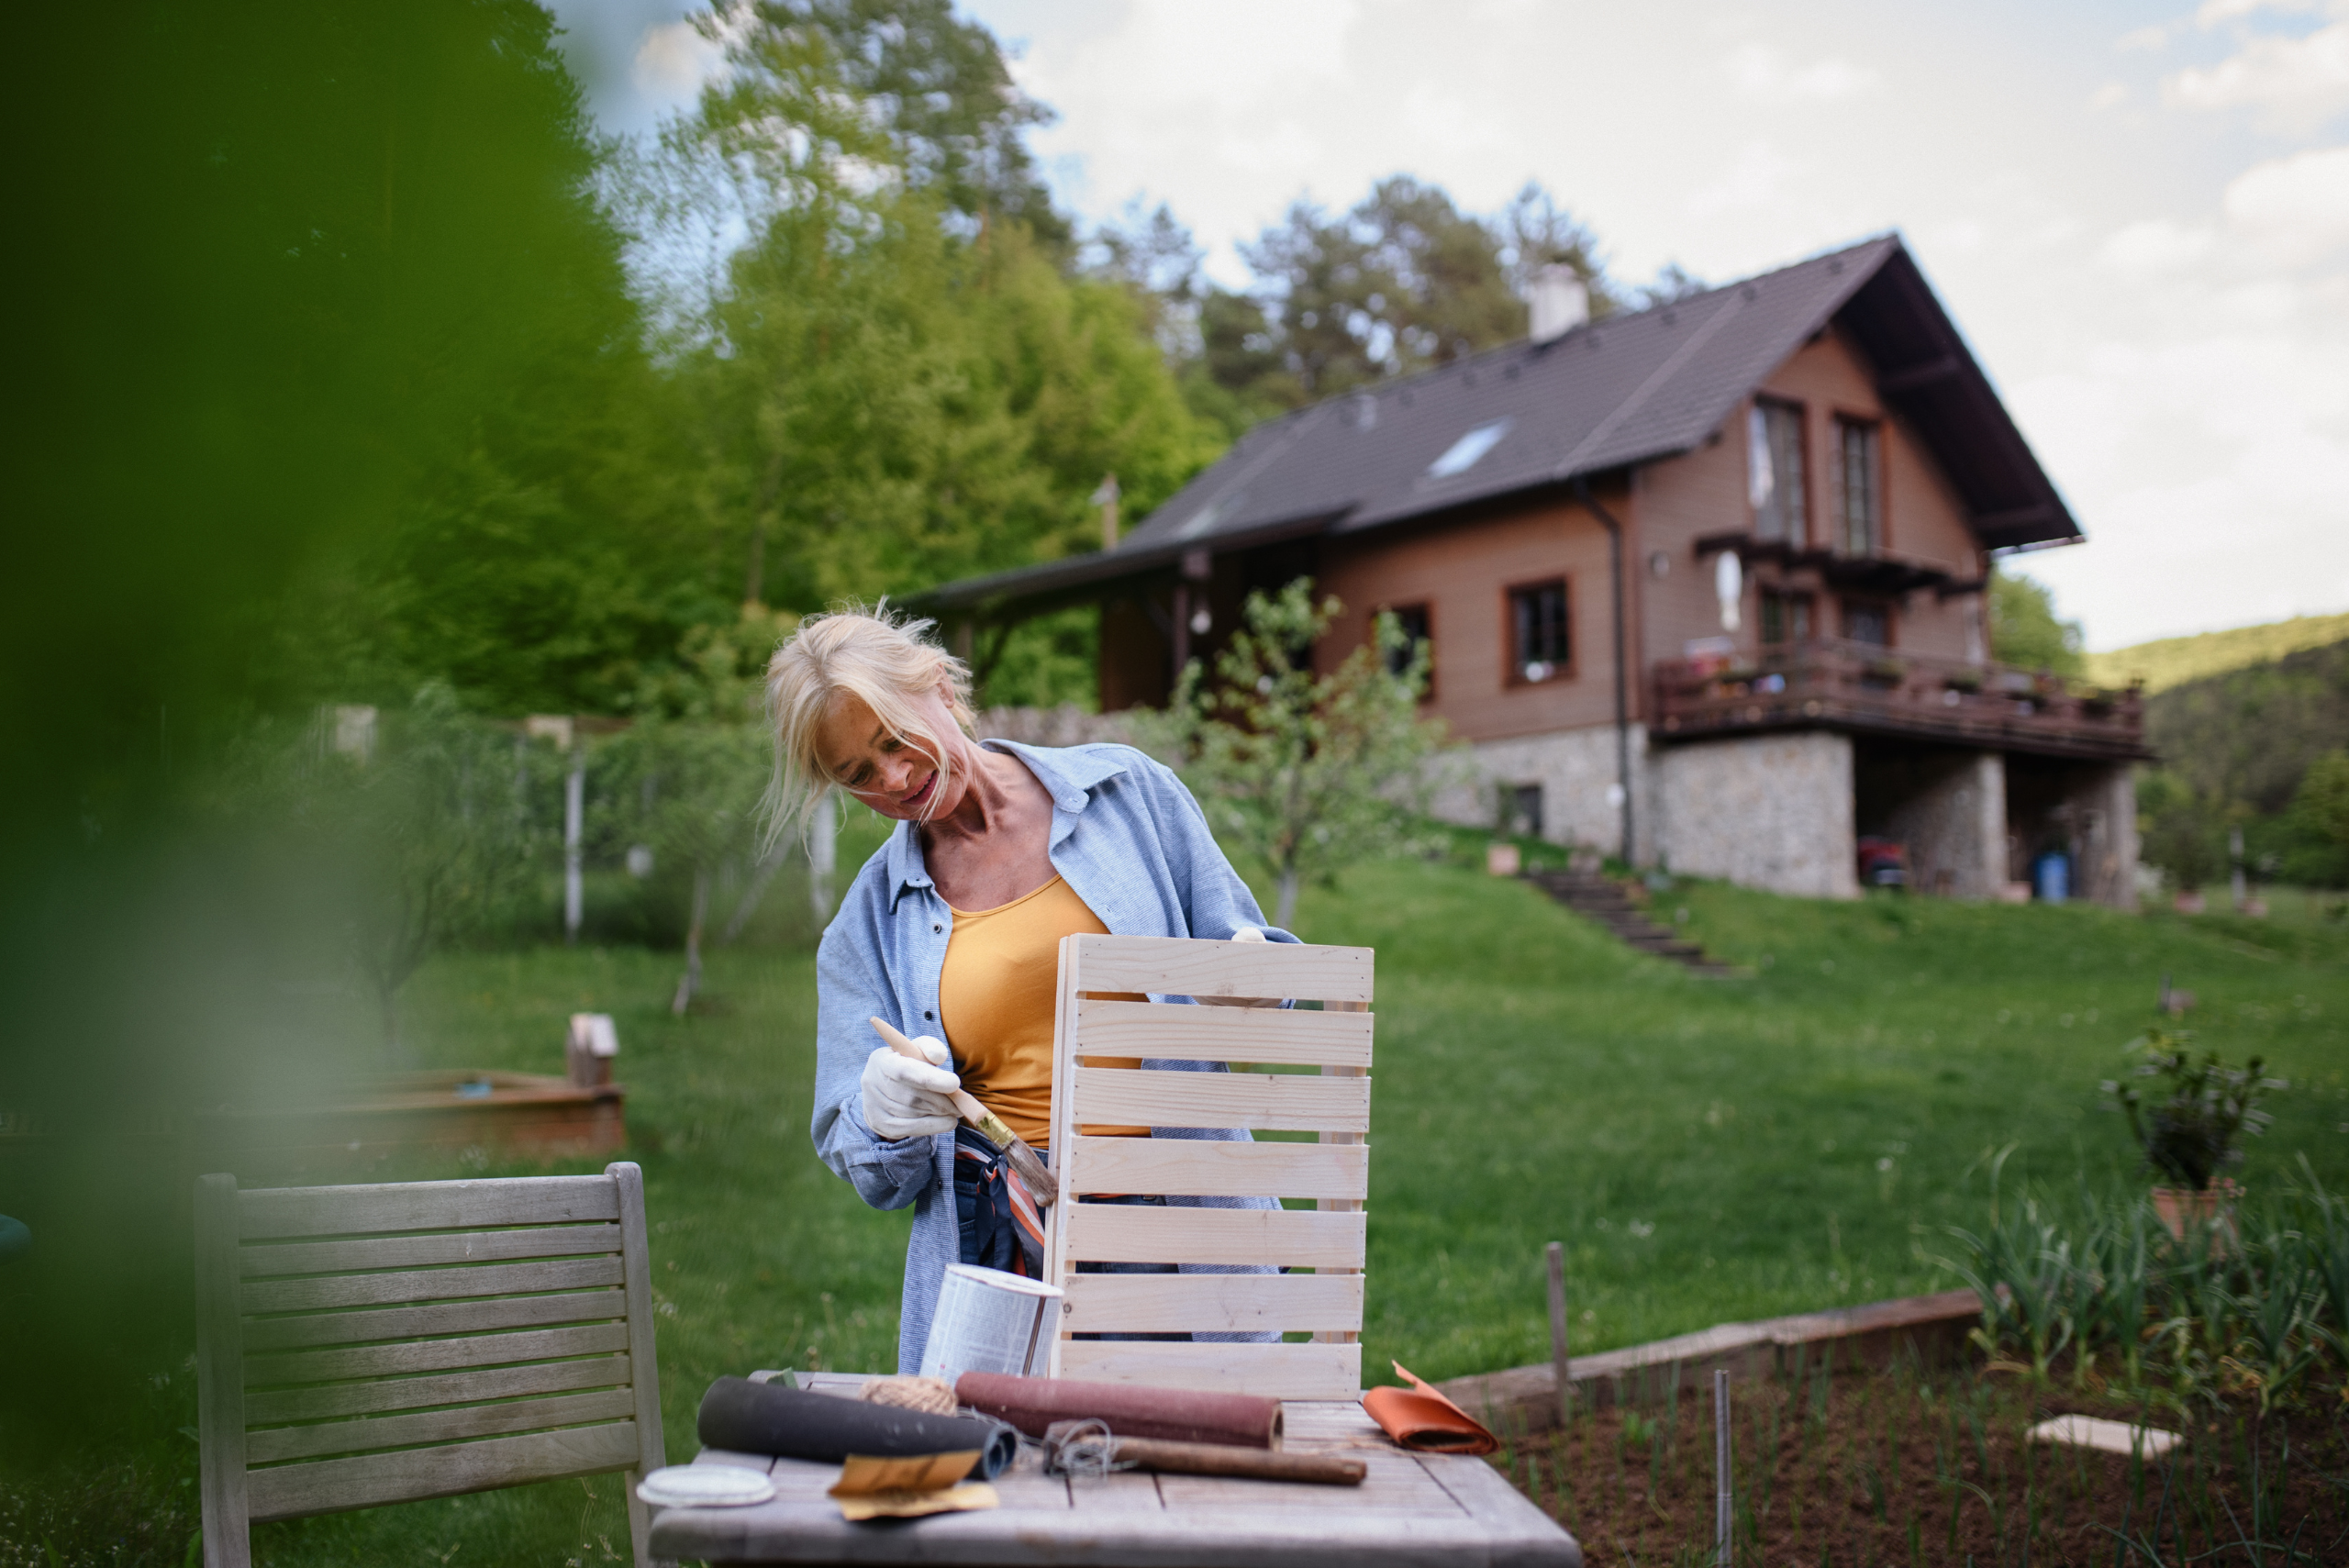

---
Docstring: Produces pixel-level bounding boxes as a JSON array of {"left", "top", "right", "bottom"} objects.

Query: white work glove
[
  {"left": 1202, "top": 924, "right": 1279, "bottom": 1006},
  {"left": 861, "top": 1035, "right": 961, "bottom": 1141}
]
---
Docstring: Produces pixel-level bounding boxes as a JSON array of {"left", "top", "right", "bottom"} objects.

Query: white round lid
[{"left": 635, "top": 1463, "right": 777, "bottom": 1508}]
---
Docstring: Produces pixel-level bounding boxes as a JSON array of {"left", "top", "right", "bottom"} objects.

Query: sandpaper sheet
[
  {"left": 956, "top": 1371, "right": 1284, "bottom": 1449},
  {"left": 696, "top": 1377, "right": 1019, "bottom": 1478},
  {"left": 1360, "top": 1361, "right": 1497, "bottom": 1454}
]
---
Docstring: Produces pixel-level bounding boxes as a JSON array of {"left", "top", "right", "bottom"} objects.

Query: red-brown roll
[{"left": 954, "top": 1372, "right": 1285, "bottom": 1450}]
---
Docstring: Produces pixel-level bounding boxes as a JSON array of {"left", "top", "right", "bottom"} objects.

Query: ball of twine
[{"left": 857, "top": 1375, "right": 960, "bottom": 1417}]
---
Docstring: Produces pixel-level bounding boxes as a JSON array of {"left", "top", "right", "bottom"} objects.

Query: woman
[{"left": 765, "top": 607, "right": 1289, "bottom": 1373}]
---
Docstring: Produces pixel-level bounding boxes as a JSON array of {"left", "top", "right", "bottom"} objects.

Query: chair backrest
[
  {"left": 1041, "top": 933, "right": 1374, "bottom": 1399},
  {"left": 195, "top": 1162, "right": 666, "bottom": 1568}
]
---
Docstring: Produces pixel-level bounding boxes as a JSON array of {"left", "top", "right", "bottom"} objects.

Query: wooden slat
[
  {"left": 1062, "top": 1271, "right": 1362, "bottom": 1334},
  {"left": 1316, "top": 997, "right": 1370, "bottom": 1347},
  {"left": 1060, "top": 1203, "right": 1365, "bottom": 1269},
  {"left": 1070, "top": 1067, "right": 1370, "bottom": 1134},
  {"left": 240, "top": 1288, "right": 625, "bottom": 1353},
  {"left": 240, "top": 1255, "right": 624, "bottom": 1316},
  {"left": 243, "top": 1354, "right": 630, "bottom": 1426},
  {"left": 246, "top": 1420, "right": 640, "bottom": 1522},
  {"left": 237, "top": 1175, "right": 619, "bottom": 1241},
  {"left": 245, "top": 1321, "right": 629, "bottom": 1388},
  {"left": 195, "top": 1173, "right": 250, "bottom": 1568},
  {"left": 607, "top": 1159, "right": 665, "bottom": 1568},
  {"left": 244, "top": 1387, "right": 637, "bottom": 1464},
  {"left": 1074, "top": 1000, "right": 1373, "bottom": 1067},
  {"left": 240, "top": 1223, "right": 620, "bottom": 1278},
  {"left": 1067, "top": 934, "right": 1374, "bottom": 1004},
  {"left": 1055, "top": 1340, "right": 1363, "bottom": 1400},
  {"left": 1063, "top": 1136, "right": 1368, "bottom": 1201}
]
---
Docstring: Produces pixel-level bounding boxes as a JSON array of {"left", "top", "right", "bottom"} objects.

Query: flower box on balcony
[{"left": 1861, "top": 656, "right": 1909, "bottom": 688}]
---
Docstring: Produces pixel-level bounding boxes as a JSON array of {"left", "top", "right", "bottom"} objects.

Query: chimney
[{"left": 1528, "top": 262, "right": 1588, "bottom": 345}]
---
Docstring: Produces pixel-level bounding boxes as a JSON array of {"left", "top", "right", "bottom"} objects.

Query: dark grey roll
[{"left": 695, "top": 1377, "right": 1019, "bottom": 1480}]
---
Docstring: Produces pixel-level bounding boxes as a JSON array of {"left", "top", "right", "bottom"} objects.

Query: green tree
[
  {"left": 1162, "top": 581, "right": 1448, "bottom": 928},
  {"left": 1988, "top": 570, "right": 2086, "bottom": 677},
  {"left": 618, "top": 606, "right": 800, "bottom": 1011}
]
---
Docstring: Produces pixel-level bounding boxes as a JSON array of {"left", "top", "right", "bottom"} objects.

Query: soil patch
[{"left": 1494, "top": 1361, "right": 2348, "bottom": 1565}]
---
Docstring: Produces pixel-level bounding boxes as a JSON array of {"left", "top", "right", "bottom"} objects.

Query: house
[{"left": 917, "top": 235, "right": 2147, "bottom": 906}]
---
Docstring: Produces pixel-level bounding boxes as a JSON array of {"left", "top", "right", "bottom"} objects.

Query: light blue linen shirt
[{"left": 809, "top": 740, "right": 1293, "bottom": 1373}]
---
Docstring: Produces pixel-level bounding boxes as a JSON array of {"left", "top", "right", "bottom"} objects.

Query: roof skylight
[{"left": 1426, "top": 417, "right": 1511, "bottom": 479}]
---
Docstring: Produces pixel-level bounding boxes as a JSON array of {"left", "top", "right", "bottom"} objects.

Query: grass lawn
[{"left": 11, "top": 832, "right": 2347, "bottom": 1564}]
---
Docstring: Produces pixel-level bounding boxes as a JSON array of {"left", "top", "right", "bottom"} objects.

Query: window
[
  {"left": 1747, "top": 399, "right": 1807, "bottom": 544},
  {"left": 1760, "top": 591, "right": 1814, "bottom": 645},
  {"left": 1504, "top": 784, "right": 1543, "bottom": 839},
  {"left": 1427, "top": 418, "right": 1512, "bottom": 479},
  {"left": 1382, "top": 602, "right": 1432, "bottom": 692},
  {"left": 1835, "top": 417, "right": 1881, "bottom": 556},
  {"left": 1508, "top": 579, "right": 1571, "bottom": 683},
  {"left": 1842, "top": 598, "right": 1890, "bottom": 647}
]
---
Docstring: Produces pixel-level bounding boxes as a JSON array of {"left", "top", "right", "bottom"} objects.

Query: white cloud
[
  {"left": 2099, "top": 217, "right": 2218, "bottom": 272},
  {"left": 2162, "top": 19, "right": 2349, "bottom": 131},
  {"left": 2195, "top": 0, "right": 2322, "bottom": 27},
  {"left": 631, "top": 18, "right": 725, "bottom": 103},
  {"left": 1724, "top": 43, "right": 1880, "bottom": 103},
  {"left": 2090, "top": 81, "right": 2131, "bottom": 109},
  {"left": 2221, "top": 143, "right": 2349, "bottom": 262},
  {"left": 1687, "top": 142, "right": 1799, "bottom": 217}
]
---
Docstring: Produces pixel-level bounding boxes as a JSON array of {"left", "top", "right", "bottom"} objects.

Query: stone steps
[{"left": 1526, "top": 871, "right": 1739, "bottom": 976}]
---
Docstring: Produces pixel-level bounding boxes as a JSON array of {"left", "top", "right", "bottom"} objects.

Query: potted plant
[
  {"left": 1861, "top": 655, "right": 1909, "bottom": 688},
  {"left": 1943, "top": 666, "right": 1985, "bottom": 695},
  {"left": 2099, "top": 1029, "right": 2287, "bottom": 1241}
]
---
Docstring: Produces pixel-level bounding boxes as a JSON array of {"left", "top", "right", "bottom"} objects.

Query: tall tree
[{"left": 1106, "top": 176, "right": 1617, "bottom": 417}]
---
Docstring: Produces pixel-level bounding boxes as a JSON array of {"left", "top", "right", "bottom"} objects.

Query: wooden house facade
[{"left": 920, "top": 237, "right": 2146, "bottom": 905}]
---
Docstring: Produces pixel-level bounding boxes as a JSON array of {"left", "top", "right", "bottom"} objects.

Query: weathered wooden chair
[
  {"left": 194, "top": 1162, "right": 669, "bottom": 1567},
  {"left": 1042, "top": 933, "right": 1375, "bottom": 1398}
]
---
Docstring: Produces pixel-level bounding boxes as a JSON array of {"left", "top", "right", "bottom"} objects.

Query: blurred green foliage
[
  {"left": 2136, "top": 639, "right": 2349, "bottom": 892},
  {"left": 1987, "top": 570, "right": 2086, "bottom": 678}
]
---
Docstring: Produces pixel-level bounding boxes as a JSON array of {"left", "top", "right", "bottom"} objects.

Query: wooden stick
[
  {"left": 870, "top": 1017, "right": 1056, "bottom": 1205},
  {"left": 1712, "top": 1367, "right": 1731, "bottom": 1566},
  {"left": 1108, "top": 1437, "right": 1364, "bottom": 1485},
  {"left": 1545, "top": 1240, "right": 1571, "bottom": 1429}
]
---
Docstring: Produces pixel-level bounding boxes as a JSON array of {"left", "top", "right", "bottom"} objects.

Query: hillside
[
  {"left": 2087, "top": 610, "right": 2349, "bottom": 694},
  {"left": 2144, "top": 638, "right": 2349, "bottom": 812}
]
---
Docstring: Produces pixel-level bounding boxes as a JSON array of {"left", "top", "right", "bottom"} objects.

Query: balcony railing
[{"left": 1652, "top": 639, "right": 2147, "bottom": 760}]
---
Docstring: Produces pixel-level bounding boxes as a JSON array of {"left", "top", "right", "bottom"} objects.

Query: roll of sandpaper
[
  {"left": 956, "top": 1372, "right": 1284, "bottom": 1450},
  {"left": 696, "top": 1377, "right": 1019, "bottom": 1480}
]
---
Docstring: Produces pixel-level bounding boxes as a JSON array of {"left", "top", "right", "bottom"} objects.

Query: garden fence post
[
  {"left": 1545, "top": 1240, "right": 1571, "bottom": 1429},
  {"left": 563, "top": 740, "right": 584, "bottom": 944},
  {"left": 1713, "top": 1366, "right": 1731, "bottom": 1567}
]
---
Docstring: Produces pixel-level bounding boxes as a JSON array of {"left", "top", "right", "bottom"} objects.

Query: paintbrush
[{"left": 868, "top": 1016, "right": 1056, "bottom": 1206}]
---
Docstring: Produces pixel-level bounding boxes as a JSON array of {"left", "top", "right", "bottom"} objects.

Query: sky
[{"left": 549, "top": 0, "right": 2349, "bottom": 653}]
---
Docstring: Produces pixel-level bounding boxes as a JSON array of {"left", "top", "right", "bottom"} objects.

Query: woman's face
[{"left": 812, "top": 684, "right": 970, "bottom": 821}]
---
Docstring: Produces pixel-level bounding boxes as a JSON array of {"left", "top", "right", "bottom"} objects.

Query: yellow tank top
[{"left": 938, "top": 875, "right": 1142, "bottom": 1149}]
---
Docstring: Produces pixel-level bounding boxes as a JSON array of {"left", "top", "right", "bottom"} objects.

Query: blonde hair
[{"left": 762, "top": 603, "right": 975, "bottom": 849}]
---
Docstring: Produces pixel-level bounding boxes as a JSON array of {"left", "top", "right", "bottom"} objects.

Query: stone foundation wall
[
  {"left": 1654, "top": 731, "right": 1859, "bottom": 899},
  {"left": 1427, "top": 724, "right": 1655, "bottom": 862},
  {"left": 1867, "top": 749, "right": 2006, "bottom": 899}
]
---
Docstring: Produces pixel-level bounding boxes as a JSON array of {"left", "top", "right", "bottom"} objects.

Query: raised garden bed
[
  {"left": 192, "top": 1069, "right": 623, "bottom": 1179},
  {"left": 1493, "top": 1358, "right": 2344, "bottom": 1565}
]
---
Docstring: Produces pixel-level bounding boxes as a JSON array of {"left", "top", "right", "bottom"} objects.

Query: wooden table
[{"left": 648, "top": 1373, "right": 1582, "bottom": 1567}]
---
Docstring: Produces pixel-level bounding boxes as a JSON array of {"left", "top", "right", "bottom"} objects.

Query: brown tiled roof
[{"left": 922, "top": 234, "right": 2078, "bottom": 613}]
